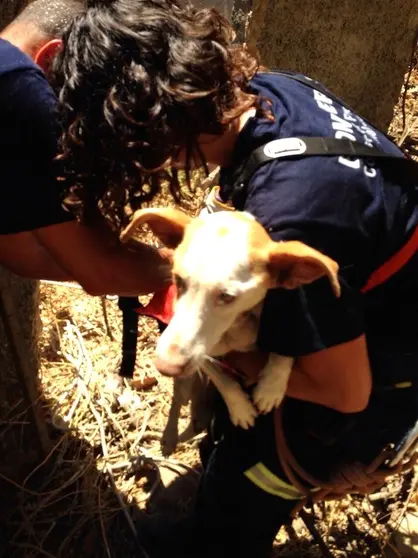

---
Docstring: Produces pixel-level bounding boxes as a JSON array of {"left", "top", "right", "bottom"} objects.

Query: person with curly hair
[
  {"left": 51, "top": 0, "right": 253, "bottom": 230},
  {"left": 0, "top": 0, "right": 171, "bottom": 295},
  {"left": 52, "top": 1, "right": 418, "bottom": 557}
]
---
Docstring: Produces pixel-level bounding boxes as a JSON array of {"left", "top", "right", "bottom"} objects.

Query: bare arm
[
  {"left": 0, "top": 231, "right": 71, "bottom": 281},
  {"left": 287, "top": 335, "right": 372, "bottom": 413},
  {"left": 224, "top": 334, "right": 372, "bottom": 413},
  {"left": 0, "top": 53, "right": 170, "bottom": 295},
  {"left": 33, "top": 219, "right": 172, "bottom": 296}
]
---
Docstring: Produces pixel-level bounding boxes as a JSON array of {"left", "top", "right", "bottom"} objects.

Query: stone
[{"left": 246, "top": 0, "right": 418, "bottom": 130}]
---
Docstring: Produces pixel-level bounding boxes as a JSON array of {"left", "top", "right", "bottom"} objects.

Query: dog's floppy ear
[
  {"left": 267, "top": 240, "right": 341, "bottom": 297},
  {"left": 120, "top": 208, "right": 192, "bottom": 248}
]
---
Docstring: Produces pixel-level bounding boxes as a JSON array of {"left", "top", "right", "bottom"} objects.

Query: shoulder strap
[
  {"left": 225, "top": 136, "right": 418, "bottom": 210},
  {"left": 222, "top": 71, "right": 418, "bottom": 210},
  {"left": 236, "top": 135, "right": 408, "bottom": 184}
]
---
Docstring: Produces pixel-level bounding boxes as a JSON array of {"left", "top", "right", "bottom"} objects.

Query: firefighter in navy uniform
[{"left": 51, "top": 1, "right": 418, "bottom": 556}]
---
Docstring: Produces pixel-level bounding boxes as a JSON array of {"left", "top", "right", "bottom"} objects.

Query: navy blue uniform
[
  {"left": 0, "top": 38, "right": 72, "bottom": 234},
  {"left": 183, "top": 73, "right": 418, "bottom": 558},
  {"left": 223, "top": 72, "right": 418, "bottom": 364}
]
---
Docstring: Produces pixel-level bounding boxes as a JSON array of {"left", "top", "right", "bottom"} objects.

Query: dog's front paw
[
  {"left": 253, "top": 382, "right": 286, "bottom": 414},
  {"left": 227, "top": 393, "right": 258, "bottom": 430}
]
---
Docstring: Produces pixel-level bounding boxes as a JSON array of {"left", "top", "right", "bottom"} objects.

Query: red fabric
[
  {"left": 135, "top": 284, "right": 176, "bottom": 325},
  {"left": 361, "top": 224, "right": 418, "bottom": 293}
]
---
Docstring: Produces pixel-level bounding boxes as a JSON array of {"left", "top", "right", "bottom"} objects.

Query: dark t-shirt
[
  {"left": 220, "top": 72, "right": 418, "bottom": 384},
  {"left": 0, "top": 38, "right": 73, "bottom": 234}
]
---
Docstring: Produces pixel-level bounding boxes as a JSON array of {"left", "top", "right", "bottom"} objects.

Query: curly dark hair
[{"left": 51, "top": 0, "right": 260, "bottom": 229}]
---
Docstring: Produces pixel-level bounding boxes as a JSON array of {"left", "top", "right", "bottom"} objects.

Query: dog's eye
[
  {"left": 216, "top": 291, "right": 236, "bottom": 305},
  {"left": 174, "top": 274, "right": 188, "bottom": 296}
]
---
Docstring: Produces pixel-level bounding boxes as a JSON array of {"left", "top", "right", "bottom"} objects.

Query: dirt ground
[{"left": 2, "top": 51, "right": 418, "bottom": 558}]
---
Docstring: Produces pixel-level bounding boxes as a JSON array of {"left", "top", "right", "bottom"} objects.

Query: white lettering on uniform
[
  {"left": 335, "top": 130, "right": 356, "bottom": 141},
  {"left": 317, "top": 101, "right": 337, "bottom": 114},
  {"left": 338, "top": 156, "right": 361, "bottom": 169},
  {"left": 342, "top": 107, "right": 357, "bottom": 123},
  {"left": 313, "top": 87, "right": 379, "bottom": 178},
  {"left": 364, "top": 166, "right": 377, "bottom": 178},
  {"left": 313, "top": 90, "right": 338, "bottom": 114},
  {"left": 331, "top": 113, "right": 356, "bottom": 135},
  {"left": 313, "top": 90, "right": 332, "bottom": 104}
]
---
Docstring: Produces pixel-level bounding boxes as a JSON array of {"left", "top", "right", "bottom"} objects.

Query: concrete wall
[
  {"left": 196, "top": 0, "right": 250, "bottom": 41},
  {"left": 195, "top": 0, "right": 234, "bottom": 19},
  {"left": 246, "top": 0, "right": 418, "bottom": 130}
]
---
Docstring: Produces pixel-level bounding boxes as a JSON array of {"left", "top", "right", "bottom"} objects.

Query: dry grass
[{"left": 2, "top": 56, "right": 418, "bottom": 558}]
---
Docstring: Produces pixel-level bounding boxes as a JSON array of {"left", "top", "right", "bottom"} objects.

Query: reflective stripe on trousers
[{"left": 244, "top": 462, "right": 321, "bottom": 500}]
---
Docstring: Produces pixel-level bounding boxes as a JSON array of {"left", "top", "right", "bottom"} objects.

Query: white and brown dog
[{"left": 121, "top": 208, "right": 341, "bottom": 432}]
